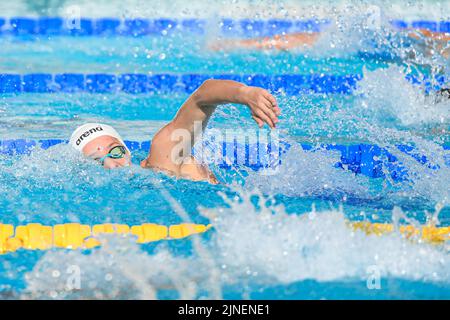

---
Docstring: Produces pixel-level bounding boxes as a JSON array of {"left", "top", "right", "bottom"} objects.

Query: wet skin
[
  {"left": 82, "top": 135, "right": 131, "bottom": 169},
  {"left": 82, "top": 80, "right": 280, "bottom": 184}
]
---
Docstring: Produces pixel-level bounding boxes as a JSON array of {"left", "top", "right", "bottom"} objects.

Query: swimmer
[
  {"left": 69, "top": 80, "right": 280, "bottom": 184},
  {"left": 209, "top": 32, "right": 320, "bottom": 51},
  {"left": 407, "top": 28, "right": 450, "bottom": 59},
  {"left": 210, "top": 27, "right": 449, "bottom": 58},
  {"left": 405, "top": 29, "right": 450, "bottom": 99}
]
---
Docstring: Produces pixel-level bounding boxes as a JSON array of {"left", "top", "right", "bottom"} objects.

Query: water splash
[
  {"left": 245, "top": 143, "right": 371, "bottom": 200},
  {"left": 356, "top": 65, "right": 450, "bottom": 126},
  {"left": 203, "top": 186, "right": 450, "bottom": 285},
  {"left": 19, "top": 186, "right": 449, "bottom": 299},
  {"left": 22, "top": 235, "right": 203, "bottom": 299}
]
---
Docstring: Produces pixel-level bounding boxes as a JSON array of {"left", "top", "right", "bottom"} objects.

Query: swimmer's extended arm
[
  {"left": 141, "top": 79, "right": 280, "bottom": 181},
  {"left": 170, "top": 79, "right": 280, "bottom": 129}
]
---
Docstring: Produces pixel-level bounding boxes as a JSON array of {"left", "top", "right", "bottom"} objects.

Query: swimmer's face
[{"left": 82, "top": 135, "right": 131, "bottom": 169}]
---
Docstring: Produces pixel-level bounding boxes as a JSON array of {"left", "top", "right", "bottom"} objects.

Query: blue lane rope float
[
  {"left": 0, "top": 17, "right": 448, "bottom": 37},
  {"left": 0, "top": 73, "right": 446, "bottom": 95},
  {"left": 0, "top": 18, "right": 330, "bottom": 37},
  {"left": 0, "top": 73, "right": 361, "bottom": 94},
  {"left": 1, "top": 139, "right": 448, "bottom": 181}
]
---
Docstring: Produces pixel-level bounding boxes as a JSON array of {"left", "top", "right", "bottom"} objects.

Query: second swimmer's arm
[{"left": 141, "top": 79, "right": 280, "bottom": 175}]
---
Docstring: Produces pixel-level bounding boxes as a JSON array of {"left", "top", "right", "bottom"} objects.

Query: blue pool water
[{"left": 0, "top": 8, "right": 450, "bottom": 299}]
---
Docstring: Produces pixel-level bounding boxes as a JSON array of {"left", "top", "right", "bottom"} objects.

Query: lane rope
[
  {"left": 0, "top": 221, "right": 448, "bottom": 254},
  {"left": 1, "top": 139, "right": 449, "bottom": 180},
  {"left": 0, "top": 17, "right": 447, "bottom": 37},
  {"left": 0, "top": 73, "right": 360, "bottom": 94},
  {"left": 0, "top": 222, "right": 212, "bottom": 254},
  {"left": 0, "top": 73, "right": 446, "bottom": 94}
]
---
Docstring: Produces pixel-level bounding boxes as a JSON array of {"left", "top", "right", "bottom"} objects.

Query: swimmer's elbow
[
  {"left": 198, "top": 79, "right": 215, "bottom": 89},
  {"left": 192, "top": 79, "right": 214, "bottom": 106}
]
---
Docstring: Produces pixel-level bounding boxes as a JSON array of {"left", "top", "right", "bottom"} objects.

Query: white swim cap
[{"left": 69, "top": 123, "right": 131, "bottom": 154}]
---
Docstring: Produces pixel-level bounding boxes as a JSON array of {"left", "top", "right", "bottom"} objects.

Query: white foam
[
  {"left": 1, "top": 1, "right": 449, "bottom": 19},
  {"left": 203, "top": 187, "right": 450, "bottom": 285},
  {"left": 21, "top": 187, "right": 449, "bottom": 299},
  {"left": 245, "top": 143, "right": 370, "bottom": 199},
  {"left": 356, "top": 65, "right": 450, "bottom": 126}
]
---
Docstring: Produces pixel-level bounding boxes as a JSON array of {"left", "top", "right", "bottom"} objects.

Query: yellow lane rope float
[
  {"left": 0, "top": 222, "right": 448, "bottom": 254},
  {"left": 0, "top": 223, "right": 212, "bottom": 254},
  {"left": 350, "top": 222, "right": 449, "bottom": 244}
]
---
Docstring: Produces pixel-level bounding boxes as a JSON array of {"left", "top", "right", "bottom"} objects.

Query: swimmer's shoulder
[
  {"left": 140, "top": 157, "right": 218, "bottom": 184},
  {"left": 179, "top": 156, "right": 219, "bottom": 184}
]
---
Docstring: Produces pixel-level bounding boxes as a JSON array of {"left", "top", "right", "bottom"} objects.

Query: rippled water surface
[{"left": 1, "top": 2, "right": 449, "bottom": 299}]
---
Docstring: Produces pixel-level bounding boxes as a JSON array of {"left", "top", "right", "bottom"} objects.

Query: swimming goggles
[{"left": 97, "top": 145, "right": 127, "bottom": 166}]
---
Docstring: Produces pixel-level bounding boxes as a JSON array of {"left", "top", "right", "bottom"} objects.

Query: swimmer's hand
[{"left": 238, "top": 86, "right": 281, "bottom": 129}]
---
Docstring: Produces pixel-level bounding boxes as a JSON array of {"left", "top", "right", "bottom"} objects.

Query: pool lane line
[
  {"left": 0, "top": 73, "right": 361, "bottom": 94},
  {"left": 0, "top": 221, "right": 448, "bottom": 254},
  {"left": 0, "top": 73, "right": 446, "bottom": 95},
  {"left": 0, "top": 222, "right": 212, "bottom": 254},
  {"left": 0, "top": 17, "right": 448, "bottom": 37},
  {"left": 1, "top": 139, "right": 449, "bottom": 181},
  {"left": 0, "top": 18, "right": 328, "bottom": 37}
]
